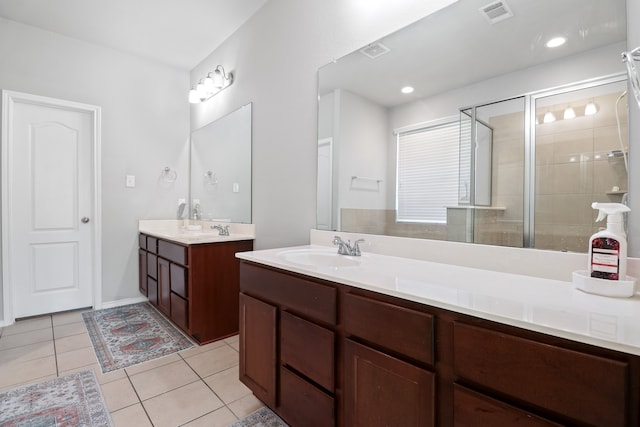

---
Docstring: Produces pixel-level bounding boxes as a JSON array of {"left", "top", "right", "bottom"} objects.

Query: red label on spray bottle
[{"left": 590, "top": 237, "right": 620, "bottom": 280}]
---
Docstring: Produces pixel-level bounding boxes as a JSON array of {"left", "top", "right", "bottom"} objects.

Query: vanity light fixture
[
  {"left": 543, "top": 111, "right": 556, "bottom": 123},
  {"left": 563, "top": 106, "right": 576, "bottom": 119},
  {"left": 189, "top": 65, "right": 234, "bottom": 104}
]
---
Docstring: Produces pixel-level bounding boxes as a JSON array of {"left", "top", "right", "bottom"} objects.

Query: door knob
[{"left": 81, "top": 217, "right": 90, "bottom": 223}]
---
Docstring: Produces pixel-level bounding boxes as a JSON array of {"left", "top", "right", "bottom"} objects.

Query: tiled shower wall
[{"left": 534, "top": 92, "right": 628, "bottom": 252}]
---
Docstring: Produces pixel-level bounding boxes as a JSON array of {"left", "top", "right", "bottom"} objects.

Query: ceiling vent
[
  {"left": 479, "top": 0, "right": 514, "bottom": 24},
  {"left": 360, "top": 42, "right": 390, "bottom": 59}
]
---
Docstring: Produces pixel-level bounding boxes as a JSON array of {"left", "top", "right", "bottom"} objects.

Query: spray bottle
[{"left": 589, "top": 202, "right": 631, "bottom": 280}]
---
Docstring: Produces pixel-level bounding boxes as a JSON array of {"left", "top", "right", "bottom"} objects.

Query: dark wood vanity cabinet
[
  {"left": 239, "top": 260, "right": 640, "bottom": 427},
  {"left": 138, "top": 233, "right": 253, "bottom": 344},
  {"left": 239, "top": 262, "right": 337, "bottom": 427}
]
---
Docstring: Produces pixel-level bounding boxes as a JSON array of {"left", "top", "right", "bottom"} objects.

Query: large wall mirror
[
  {"left": 317, "top": 0, "right": 630, "bottom": 253},
  {"left": 190, "top": 103, "right": 252, "bottom": 223}
]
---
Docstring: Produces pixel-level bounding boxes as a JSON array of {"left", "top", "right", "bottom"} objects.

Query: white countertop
[
  {"left": 236, "top": 244, "right": 640, "bottom": 356},
  {"left": 139, "top": 219, "right": 255, "bottom": 245}
]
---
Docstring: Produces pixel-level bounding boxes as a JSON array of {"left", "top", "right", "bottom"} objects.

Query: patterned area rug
[
  {"left": 83, "top": 302, "right": 194, "bottom": 373},
  {"left": 0, "top": 369, "right": 113, "bottom": 427},
  {"left": 230, "top": 407, "right": 289, "bottom": 427}
]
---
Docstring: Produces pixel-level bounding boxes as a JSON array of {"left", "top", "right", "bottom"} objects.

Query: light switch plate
[{"left": 125, "top": 175, "right": 136, "bottom": 188}]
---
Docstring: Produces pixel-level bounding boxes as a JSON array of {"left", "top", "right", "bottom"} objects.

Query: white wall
[
  {"left": 336, "top": 90, "right": 389, "bottom": 211},
  {"left": 190, "top": 0, "right": 458, "bottom": 249},
  {"left": 0, "top": 17, "right": 190, "bottom": 316}
]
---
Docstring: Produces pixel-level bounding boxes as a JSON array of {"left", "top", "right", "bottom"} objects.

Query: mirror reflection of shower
[{"left": 453, "top": 76, "right": 628, "bottom": 252}]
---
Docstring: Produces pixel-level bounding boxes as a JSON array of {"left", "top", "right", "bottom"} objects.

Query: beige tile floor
[{"left": 0, "top": 309, "right": 265, "bottom": 426}]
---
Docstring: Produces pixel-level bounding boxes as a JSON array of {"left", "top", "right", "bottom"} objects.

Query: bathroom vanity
[
  {"left": 138, "top": 220, "right": 254, "bottom": 344},
  {"left": 237, "top": 242, "right": 640, "bottom": 427}
]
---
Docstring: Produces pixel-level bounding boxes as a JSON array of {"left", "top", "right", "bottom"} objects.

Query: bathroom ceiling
[
  {"left": 319, "top": 0, "right": 628, "bottom": 107},
  {"left": 0, "top": 0, "right": 268, "bottom": 70}
]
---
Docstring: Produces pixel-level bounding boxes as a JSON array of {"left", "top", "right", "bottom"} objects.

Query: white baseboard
[{"left": 99, "top": 296, "right": 148, "bottom": 310}]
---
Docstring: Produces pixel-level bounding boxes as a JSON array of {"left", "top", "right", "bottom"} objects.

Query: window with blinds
[{"left": 396, "top": 120, "right": 462, "bottom": 223}]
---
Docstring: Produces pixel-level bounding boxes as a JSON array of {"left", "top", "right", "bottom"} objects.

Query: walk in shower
[{"left": 457, "top": 75, "right": 628, "bottom": 252}]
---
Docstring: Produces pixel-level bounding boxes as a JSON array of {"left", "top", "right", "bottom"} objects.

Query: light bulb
[
  {"left": 543, "top": 111, "right": 556, "bottom": 123},
  {"left": 196, "top": 82, "right": 206, "bottom": 101},
  {"left": 585, "top": 102, "right": 598, "bottom": 116},
  {"left": 203, "top": 76, "right": 215, "bottom": 95},
  {"left": 401, "top": 86, "right": 414, "bottom": 94},
  {"left": 212, "top": 69, "right": 224, "bottom": 89},
  {"left": 563, "top": 106, "right": 576, "bottom": 119},
  {"left": 188, "top": 89, "right": 199, "bottom": 104}
]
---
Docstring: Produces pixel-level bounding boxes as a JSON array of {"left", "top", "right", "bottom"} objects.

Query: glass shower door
[{"left": 457, "top": 97, "right": 526, "bottom": 247}]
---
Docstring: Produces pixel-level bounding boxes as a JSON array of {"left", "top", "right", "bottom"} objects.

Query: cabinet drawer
[
  {"left": 281, "top": 311, "right": 334, "bottom": 391},
  {"left": 158, "top": 239, "right": 188, "bottom": 266},
  {"left": 454, "top": 385, "right": 561, "bottom": 427},
  {"left": 170, "top": 263, "right": 187, "bottom": 298},
  {"left": 279, "top": 366, "right": 334, "bottom": 427},
  {"left": 344, "top": 339, "right": 435, "bottom": 427},
  {"left": 170, "top": 293, "right": 188, "bottom": 331},
  {"left": 139, "top": 234, "right": 147, "bottom": 250},
  {"left": 147, "top": 277, "right": 158, "bottom": 305},
  {"left": 146, "top": 236, "right": 158, "bottom": 254},
  {"left": 343, "top": 292, "right": 434, "bottom": 365},
  {"left": 453, "top": 322, "right": 629, "bottom": 427},
  {"left": 147, "top": 253, "right": 157, "bottom": 279},
  {"left": 240, "top": 263, "right": 337, "bottom": 325}
]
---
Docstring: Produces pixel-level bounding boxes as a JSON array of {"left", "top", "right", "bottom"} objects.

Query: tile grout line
[
  {"left": 50, "top": 315, "right": 61, "bottom": 377},
  {"left": 178, "top": 349, "right": 231, "bottom": 422},
  {"left": 122, "top": 368, "right": 156, "bottom": 426},
  {"left": 178, "top": 342, "right": 243, "bottom": 422}
]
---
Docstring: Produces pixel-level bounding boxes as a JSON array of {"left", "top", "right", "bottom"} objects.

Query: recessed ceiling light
[
  {"left": 401, "top": 86, "right": 414, "bottom": 94},
  {"left": 546, "top": 36, "right": 566, "bottom": 48}
]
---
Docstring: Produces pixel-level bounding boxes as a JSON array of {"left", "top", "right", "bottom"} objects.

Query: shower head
[{"left": 622, "top": 46, "right": 640, "bottom": 110}]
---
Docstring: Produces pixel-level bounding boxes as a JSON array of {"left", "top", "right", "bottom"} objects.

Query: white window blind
[{"left": 396, "top": 121, "right": 461, "bottom": 223}]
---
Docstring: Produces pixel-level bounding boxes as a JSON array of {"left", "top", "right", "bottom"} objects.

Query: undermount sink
[{"left": 278, "top": 248, "right": 361, "bottom": 268}]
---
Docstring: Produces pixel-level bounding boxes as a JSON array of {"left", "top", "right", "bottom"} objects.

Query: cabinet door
[
  {"left": 138, "top": 249, "right": 147, "bottom": 296},
  {"left": 344, "top": 339, "right": 435, "bottom": 427},
  {"left": 157, "top": 258, "right": 171, "bottom": 316},
  {"left": 239, "top": 293, "right": 277, "bottom": 407}
]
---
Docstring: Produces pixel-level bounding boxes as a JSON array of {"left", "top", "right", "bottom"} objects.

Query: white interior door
[{"left": 2, "top": 91, "right": 101, "bottom": 319}]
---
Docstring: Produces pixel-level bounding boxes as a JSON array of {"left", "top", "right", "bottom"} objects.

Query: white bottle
[{"left": 589, "top": 202, "right": 631, "bottom": 281}]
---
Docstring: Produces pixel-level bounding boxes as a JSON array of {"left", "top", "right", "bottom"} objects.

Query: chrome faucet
[
  {"left": 332, "top": 236, "right": 365, "bottom": 256},
  {"left": 211, "top": 224, "right": 230, "bottom": 236},
  {"left": 192, "top": 203, "right": 201, "bottom": 220}
]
